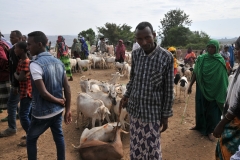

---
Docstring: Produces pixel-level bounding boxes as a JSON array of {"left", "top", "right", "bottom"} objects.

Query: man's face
[
  {"left": 224, "top": 47, "right": 228, "bottom": 52},
  {"left": 135, "top": 27, "right": 156, "bottom": 53},
  {"left": 27, "top": 37, "right": 39, "bottom": 56},
  {"left": 234, "top": 43, "right": 240, "bottom": 63},
  {"left": 10, "top": 32, "right": 21, "bottom": 45},
  {"left": 207, "top": 45, "right": 216, "bottom": 54}
]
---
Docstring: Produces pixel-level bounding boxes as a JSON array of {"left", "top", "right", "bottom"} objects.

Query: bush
[{"left": 185, "top": 43, "right": 206, "bottom": 50}]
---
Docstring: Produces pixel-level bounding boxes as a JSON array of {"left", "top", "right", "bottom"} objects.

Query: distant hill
[
  {"left": 218, "top": 37, "right": 238, "bottom": 45},
  {"left": 2, "top": 34, "right": 78, "bottom": 48}
]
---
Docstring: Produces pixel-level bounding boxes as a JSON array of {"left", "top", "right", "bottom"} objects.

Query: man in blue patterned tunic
[{"left": 120, "top": 22, "right": 174, "bottom": 160}]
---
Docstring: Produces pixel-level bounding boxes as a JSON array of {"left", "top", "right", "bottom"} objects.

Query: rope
[{"left": 181, "top": 94, "right": 190, "bottom": 124}]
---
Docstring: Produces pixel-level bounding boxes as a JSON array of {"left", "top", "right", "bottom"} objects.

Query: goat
[
  {"left": 76, "top": 93, "right": 111, "bottom": 128},
  {"left": 179, "top": 76, "right": 188, "bottom": 101}
]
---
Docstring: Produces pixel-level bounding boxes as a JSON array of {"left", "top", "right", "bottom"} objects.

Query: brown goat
[{"left": 79, "top": 126, "right": 127, "bottom": 160}]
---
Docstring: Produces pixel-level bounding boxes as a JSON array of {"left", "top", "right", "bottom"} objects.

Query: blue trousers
[
  {"left": 19, "top": 97, "right": 32, "bottom": 134},
  {"left": 27, "top": 112, "right": 65, "bottom": 160},
  {"left": 7, "top": 88, "right": 20, "bottom": 130}
]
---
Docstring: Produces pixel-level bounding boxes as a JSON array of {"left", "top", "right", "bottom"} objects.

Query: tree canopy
[
  {"left": 158, "top": 9, "right": 210, "bottom": 49},
  {"left": 78, "top": 28, "right": 96, "bottom": 45},
  {"left": 97, "top": 23, "right": 134, "bottom": 45}
]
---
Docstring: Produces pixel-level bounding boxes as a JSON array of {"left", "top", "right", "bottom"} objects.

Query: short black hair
[
  {"left": 28, "top": 31, "right": 47, "bottom": 46},
  {"left": 11, "top": 30, "right": 22, "bottom": 38},
  {"left": 236, "top": 36, "right": 240, "bottom": 48},
  {"left": 16, "top": 41, "right": 28, "bottom": 53},
  {"left": 135, "top": 22, "right": 154, "bottom": 33}
]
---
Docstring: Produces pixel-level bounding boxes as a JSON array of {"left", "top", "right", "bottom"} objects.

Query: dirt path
[{"left": 0, "top": 68, "right": 216, "bottom": 160}]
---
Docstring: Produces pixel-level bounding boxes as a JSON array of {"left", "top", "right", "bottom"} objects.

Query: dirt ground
[{"left": 0, "top": 67, "right": 217, "bottom": 160}]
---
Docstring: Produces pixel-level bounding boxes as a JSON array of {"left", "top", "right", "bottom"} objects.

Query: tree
[
  {"left": 161, "top": 26, "right": 191, "bottom": 47},
  {"left": 159, "top": 9, "right": 192, "bottom": 39},
  {"left": 97, "top": 23, "right": 134, "bottom": 45},
  {"left": 78, "top": 28, "right": 96, "bottom": 45}
]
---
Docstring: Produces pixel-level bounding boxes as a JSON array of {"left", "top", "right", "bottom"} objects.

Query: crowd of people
[{"left": 0, "top": 21, "right": 240, "bottom": 160}]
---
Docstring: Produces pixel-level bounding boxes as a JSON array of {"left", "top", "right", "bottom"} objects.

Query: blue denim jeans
[
  {"left": 7, "top": 87, "right": 20, "bottom": 130},
  {"left": 27, "top": 112, "right": 65, "bottom": 160},
  {"left": 19, "top": 97, "right": 32, "bottom": 134}
]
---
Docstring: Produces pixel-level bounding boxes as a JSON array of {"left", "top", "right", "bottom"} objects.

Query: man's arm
[
  {"left": 63, "top": 73, "right": 72, "bottom": 124},
  {"left": 161, "top": 56, "right": 174, "bottom": 133},
  {"left": 33, "top": 79, "right": 65, "bottom": 106}
]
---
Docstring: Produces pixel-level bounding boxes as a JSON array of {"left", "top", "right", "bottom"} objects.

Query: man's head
[
  {"left": 22, "top": 35, "right": 27, "bottom": 42},
  {"left": 234, "top": 37, "right": 240, "bottom": 62},
  {"left": 73, "top": 38, "right": 77, "bottom": 43},
  {"left": 135, "top": 22, "right": 156, "bottom": 54},
  {"left": 10, "top": 30, "right": 22, "bottom": 45},
  {"left": 224, "top": 45, "right": 229, "bottom": 52},
  {"left": 27, "top": 31, "right": 47, "bottom": 56}
]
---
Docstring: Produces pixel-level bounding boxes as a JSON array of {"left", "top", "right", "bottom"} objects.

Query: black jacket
[{"left": 8, "top": 45, "right": 19, "bottom": 87}]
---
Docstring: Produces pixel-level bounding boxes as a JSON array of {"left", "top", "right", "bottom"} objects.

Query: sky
[{"left": 1, "top": 0, "right": 240, "bottom": 39}]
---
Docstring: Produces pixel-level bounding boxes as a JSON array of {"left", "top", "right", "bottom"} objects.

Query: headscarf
[
  {"left": 115, "top": 40, "right": 125, "bottom": 60},
  {"left": 194, "top": 39, "right": 228, "bottom": 105},
  {"left": 57, "top": 36, "right": 68, "bottom": 58},
  {"left": 71, "top": 38, "right": 81, "bottom": 53},
  {"left": 79, "top": 37, "right": 89, "bottom": 57}
]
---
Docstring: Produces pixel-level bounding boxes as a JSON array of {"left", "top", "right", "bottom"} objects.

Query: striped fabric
[
  {"left": 0, "top": 81, "right": 10, "bottom": 109},
  {"left": 125, "top": 44, "right": 174, "bottom": 122},
  {"left": 130, "top": 116, "right": 162, "bottom": 160}
]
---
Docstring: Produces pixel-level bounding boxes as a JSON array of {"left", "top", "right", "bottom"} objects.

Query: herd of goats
[{"left": 48, "top": 46, "right": 238, "bottom": 160}]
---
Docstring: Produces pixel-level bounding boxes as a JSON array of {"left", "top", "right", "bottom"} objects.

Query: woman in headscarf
[
  {"left": 115, "top": 39, "right": 125, "bottom": 63},
  {"left": 184, "top": 48, "right": 196, "bottom": 67},
  {"left": 0, "top": 39, "right": 10, "bottom": 113},
  {"left": 188, "top": 39, "right": 228, "bottom": 141},
  {"left": 71, "top": 38, "right": 81, "bottom": 58},
  {"left": 213, "top": 37, "right": 240, "bottom": 160},
  {"left": 79, "top": 37, "right": 89, "bottom": 60},
  {"left": 168, "top": 46, "right": 178, "bottom": 76},
  {"left": 57, "top": 36, "right": 73, "bottom": 81}
]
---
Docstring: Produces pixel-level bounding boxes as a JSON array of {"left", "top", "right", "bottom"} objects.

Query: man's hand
[
  {"left": 58, "top": 98, "right": 65, "bottom": 106},
  {"left": 64, "top": 111, "right": 72, "bottom": 125},
  {"left": 187, "top": 86, "right": 192, "bottom": 94},
  {"left": 160, "top": 117, "right": 168, "bottom": 133},
  {"left": 213, "top": 123, "right": 224, "bottom": 138}
]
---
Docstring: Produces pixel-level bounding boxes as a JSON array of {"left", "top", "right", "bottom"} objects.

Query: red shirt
[{"left": 16, "top": 58, "right": 32, "bottom": 99}]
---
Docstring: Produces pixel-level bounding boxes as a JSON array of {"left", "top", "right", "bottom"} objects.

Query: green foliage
[
  {"left": 78, "top": 28, "right": 96, "bottom": 45},
  {"left": 159, "top": 9, "right": 210, "bottom": 49},
  {"left": 159, "top": 9, "right": 192, "bottom": 39},
  {"left": 161, "top": 26, "right": 191, "bottom": 47},
  {"left": 97, "top": 23, "right": 135, "bottom": 45}
]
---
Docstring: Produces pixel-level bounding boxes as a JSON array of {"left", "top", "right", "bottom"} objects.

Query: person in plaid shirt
[
  {"left": 120, "top": 22, "right": 174, "bottom": 160},
  {"left": 14, "top": 41, "right": 32, "bottom": 147}
]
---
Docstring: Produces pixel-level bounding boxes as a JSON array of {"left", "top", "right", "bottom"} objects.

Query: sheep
[
  {"left": 76, "top": 93, "right": 111, "bottom": 128},
  {"left": 179, "top": 76, "right": 188, "bottom": 101},
  {"left": 174, "top": 73, "right": 181, "bottom": 97}
]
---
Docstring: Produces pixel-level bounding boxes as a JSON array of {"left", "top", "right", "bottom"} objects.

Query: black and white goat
[{"left": 179, "top": 76, "right": 188, "bottom": 101}]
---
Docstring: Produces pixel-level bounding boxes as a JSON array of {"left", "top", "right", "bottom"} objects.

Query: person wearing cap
[
  {"left": 220, "top": 45, "right": 231, "bottom": 74},
  {"left": 168, "top": 46, "right": 178, "bottom": 76},
  {"left": 115, "top": 39, "right": 125, "bottom": 63},
  {"left": 188, "top": 39, "right": 228, "bottom": 141}
]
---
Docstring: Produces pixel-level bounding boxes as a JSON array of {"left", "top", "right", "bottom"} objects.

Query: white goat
[
  {"left": 69, "top": 58, "right": 77, "bottom": 73},
  {"left": 113, "top": 97, "right": 129, "bottom": 130},
  {"left": 108, "top": 72, "right": 124, "bottom": 84},
  {"left": 76, "top": 58, "right": 92, "bottom": 73},
  {"left": 76, "top": 93, "right": 111, "bottom": 128}
]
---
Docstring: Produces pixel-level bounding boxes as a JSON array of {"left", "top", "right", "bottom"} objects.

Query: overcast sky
[{"left": 1, "top": 0, "right": 240, "bottom": 39}]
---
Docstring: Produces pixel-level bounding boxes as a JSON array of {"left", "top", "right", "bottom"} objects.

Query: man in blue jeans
[
  {"left": 0, "top": 30, "right": 22, "bottom": 137},
  {"left": 26, "top": 31, "right": 72, "bottom": 160}
]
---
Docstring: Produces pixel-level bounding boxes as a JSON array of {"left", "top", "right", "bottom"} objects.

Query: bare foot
[
  {"left": 208, "top": 133, "right": 216, "bottom": 142},
  {"left": 189, "top": 126, "right": 197, "bottom": 130}
]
